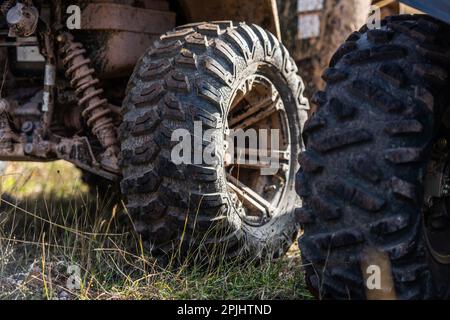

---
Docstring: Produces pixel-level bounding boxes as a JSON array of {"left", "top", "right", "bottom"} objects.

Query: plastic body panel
[{"left": 401, "top": 0, "right": 450, "bottom": 24}]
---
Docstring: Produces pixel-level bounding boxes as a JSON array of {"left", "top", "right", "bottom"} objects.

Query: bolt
[
  {"left": 264, "top": 185, "right": 277, "bottom": 192},
  {"left": 443, "top": 184, "right": 450, "bottom": 197},
  {"left": 24, "top": 143, "right": 33, "bottom": 154},
  {"left": 21, "top": 121, "right": 34, "bottom": 134}
]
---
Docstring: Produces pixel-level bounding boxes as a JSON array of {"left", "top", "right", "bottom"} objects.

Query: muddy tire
[
  {"left": 119, "top": 22, "right": 308, "bottom": 261},
  {"left": 297, "top": 15, "right": 450, "bottom": 299}
]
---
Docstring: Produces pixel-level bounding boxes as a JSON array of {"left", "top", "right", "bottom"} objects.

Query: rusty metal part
[
  {"left": 57, "top": 32, "right": 119, "bottom": 173},
  {"left": 81, "top": 3, "right": 175, "bottom": 35},
  {"left": 6, "top": 91, "right": 42, "bottom": 131},
  {"left": 423, "top": 141, "right": 450, "bottom": 264},
  {"left": 6, "top": 2, "right": 39, "bottom": 37},
  {"left": 53, "top": 136, "right": 117, "bottom": 180},
  {"left": 60, "top": 106, "right": 82, "bottom": 131},
  {"left": 0, "top": 94, "right": 116, "bottom": 180},
  {"left": 42, "top": 62, "right": 56, "bottom": 132},
  {"left": 0, "top": 38, "right": 38, "bottom": 47},
  {"left": 0, "top": 99, "right": 18, "bottom": 152},
  {"left": 41, "top": 31, "right": 57, "bottom": 134},
  {"left": 76, "top": 2, "right": 175, "bottom": 78},
  {"left": 178, "top": 0, "right": 281, "bottom": 40},
  {"left": 225, "top": 75, "right": 290, "bottom": 225},
  {"left": 0, "top": 132, "right": 117, "bottom": 180}
]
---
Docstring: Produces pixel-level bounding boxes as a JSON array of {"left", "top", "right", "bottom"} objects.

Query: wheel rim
[
  {"left": 424, "top": 138, "right": 450, "bottom": 264},
  {"left": 224, "top": 73, "right": 291, "bottom": 227}
]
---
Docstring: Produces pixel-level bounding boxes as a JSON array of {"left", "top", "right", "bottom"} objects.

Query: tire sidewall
[{"left": 220, "top": 60, "right": 304, "bottom": 254}]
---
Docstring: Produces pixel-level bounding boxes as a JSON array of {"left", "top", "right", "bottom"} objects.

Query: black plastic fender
[{"left": 401, "top": 0, "right": 450, "bottom": 24}]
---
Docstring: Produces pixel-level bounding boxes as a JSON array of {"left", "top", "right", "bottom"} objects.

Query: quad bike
[
  {"left": 298, "top": 0, "right": 450, "bottom": 299},
  {"left": 0, "top": 0, "right": 309, "bottom": 261}
]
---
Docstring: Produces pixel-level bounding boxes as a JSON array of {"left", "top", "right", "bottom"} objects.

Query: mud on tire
[
  {"left": 297, "top": 15, "right": 450, "bottom": 299},
  {"left": 120, "top": 21, "right": 308, "bottom": 262}
]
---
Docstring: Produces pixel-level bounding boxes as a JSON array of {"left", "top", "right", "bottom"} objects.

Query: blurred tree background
[{"left": 277, "top": 0, "right": 404, "bottom": 100}]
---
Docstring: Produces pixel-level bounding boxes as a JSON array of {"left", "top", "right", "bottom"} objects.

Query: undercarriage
[
  {"left": 0, "top": 0, "right": 175, "bottom": 180},
  {"left": 0, "top": 0, "right": 307, "bottom": 262}
]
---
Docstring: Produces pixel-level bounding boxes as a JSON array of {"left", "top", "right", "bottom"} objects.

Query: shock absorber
[{"left": 57, "top": 32, "right": 120, "bottom": 173}]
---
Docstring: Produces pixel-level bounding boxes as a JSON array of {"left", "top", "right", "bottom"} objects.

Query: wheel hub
[
  {"left": 424, "top": 138, "right": 450, "bottom": 264},
  {"left": 224, "top": 74, "right": 291, "bottom": 227}
]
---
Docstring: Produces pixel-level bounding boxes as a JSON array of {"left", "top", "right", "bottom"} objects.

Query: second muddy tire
[
  {"left": 119, "top": 22, "right": 308, "bottom": 261},
  {"left": 298, "top": 15, "right": 450, "bottom": 299}
]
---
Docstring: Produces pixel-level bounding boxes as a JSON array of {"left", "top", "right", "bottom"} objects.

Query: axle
[{"left": 0, "top": 1, "right": 121, "bottom": 180}]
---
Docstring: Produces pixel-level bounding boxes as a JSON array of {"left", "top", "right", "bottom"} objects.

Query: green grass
[{"left": 0, "top": 161, "right": 311, "bottom": 300}]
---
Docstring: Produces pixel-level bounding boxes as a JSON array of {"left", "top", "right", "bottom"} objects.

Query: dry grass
[{"left": 0, "top": 161, "right": 311, "bottom": 300}]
